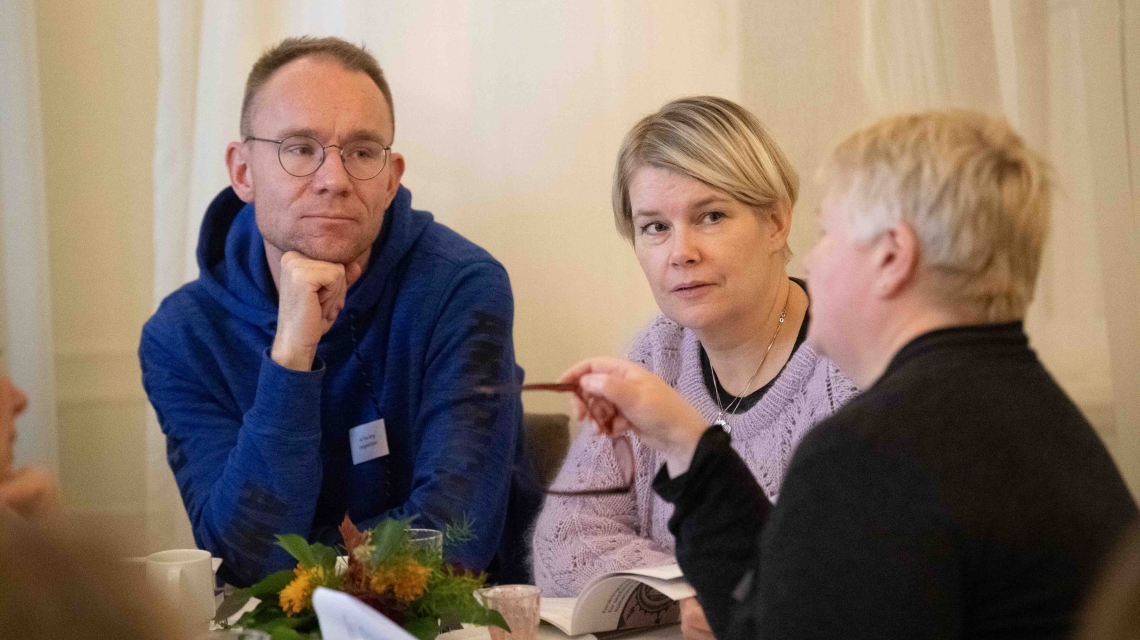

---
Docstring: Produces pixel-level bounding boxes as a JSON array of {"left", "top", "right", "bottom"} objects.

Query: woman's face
[
  {"left": 0, "top": 372, "right": 27, "bottom": 479},
  {"left": 629, "top": 166, "right": 787, "bottom": 335}
]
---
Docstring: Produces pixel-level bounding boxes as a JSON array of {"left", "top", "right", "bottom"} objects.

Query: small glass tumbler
[
  {"left": 475, "top": 585, "right": 542, "bottom": 640},
  {"left": 408, "top": 528, "right": 444, "bottom": 553}
]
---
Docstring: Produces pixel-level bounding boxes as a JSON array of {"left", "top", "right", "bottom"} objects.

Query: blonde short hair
[
  {"left": 612, "top": 96, "right": 799, "bottom": 258},
  {"left": 820, "top": 110, "right": 1051, "bottom": 322}
]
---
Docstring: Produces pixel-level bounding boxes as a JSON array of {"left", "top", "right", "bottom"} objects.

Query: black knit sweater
[{"left": 656, "top": 322, "right": 1137, "bottom": 640}]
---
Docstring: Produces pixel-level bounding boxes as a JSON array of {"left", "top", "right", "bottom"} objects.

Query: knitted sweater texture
[{"left": 532, "top": 314, "right": 856, "bottom": 596}]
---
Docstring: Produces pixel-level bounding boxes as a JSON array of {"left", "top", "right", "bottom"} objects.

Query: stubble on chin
[{"left": 292, "top": 237, "right": 371, "bottom": 264}]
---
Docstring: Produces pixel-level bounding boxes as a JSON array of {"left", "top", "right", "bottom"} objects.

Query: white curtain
[
  {"left": 149, "top": 0, "right": 1140, "bottom": 548},
  {"left": 0, "top": 0, "right": 58, "bottom": 475}
]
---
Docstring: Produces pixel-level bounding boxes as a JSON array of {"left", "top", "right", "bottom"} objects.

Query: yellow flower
[
  {"left": 369, "top": 557, "right": 431, "bottom": 603},
  {"left": 279, "top": 565, "right": 327, "bottom": 615}
]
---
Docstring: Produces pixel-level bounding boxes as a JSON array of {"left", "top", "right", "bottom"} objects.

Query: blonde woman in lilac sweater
[{"left": 532, "top": 97, "right": 856, "bottom": 639}]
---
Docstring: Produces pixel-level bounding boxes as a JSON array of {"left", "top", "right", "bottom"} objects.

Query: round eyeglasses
[{"left": 245, "top": 134, "right": 391, "bottom": 181}]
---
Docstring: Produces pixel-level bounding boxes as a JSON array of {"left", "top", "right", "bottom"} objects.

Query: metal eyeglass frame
[{"left": 244, "top": 134, "right": 391, "bottom": 180}]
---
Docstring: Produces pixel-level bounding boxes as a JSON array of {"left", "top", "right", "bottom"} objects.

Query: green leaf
[
  {"left": 277, "top": 534, "right": 317, "bottom": 567},
  {"left": 486, "top": 609, "right": 510, "bottom": 631},
  {"left": 239, "top": 601, "right": 289, "bottom": 628},
  {"left": 267, "top": 623, "right": 306, "bottom": 640},
  {"left": 465, "top": 605, "right": 510, "bottom": 631},
  {"left": 404, "top": 616, "right": 441, "bottom": 640},
  {"left": 250, "top": 569, "right": 298, "bottom": 597},
  {"left": 444, "top": 514, "right": 476, "bottom": 547},
  {"left": 214, "top": 588, "right": 252, "bottom": 624},
  {"left": 369, "top": 518, "right": 412, "bottom": 564},
  {"left": 282, "top": 611, "right": 318, "bottom": 630},
  {"left": 310, "top": 542, "right": 338, "bottom": 572}
]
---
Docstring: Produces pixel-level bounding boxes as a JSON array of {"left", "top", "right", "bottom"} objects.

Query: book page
[
  {"left": 539, "top": 597, "right": 577, "bottom": 635},
  {"left": 604, "top": 564, "right": 684, "bottom": 581},
  {"left": 540, "top": 564, "right": 694, "bottom": 635},
  {"left": 612, "top": 583, "right": 680, "bottom": 631}
]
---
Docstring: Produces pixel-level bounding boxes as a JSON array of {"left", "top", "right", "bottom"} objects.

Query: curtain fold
[
  {"left": 0, "top": 0, "right": 58, "bottom": 474},
  {"left": 1076, "top": 0, "right": 1140, "bottom": 495}
]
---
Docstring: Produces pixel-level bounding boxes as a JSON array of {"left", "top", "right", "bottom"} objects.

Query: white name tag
[{"left": 349, "top": 419, "right": 389, "bottom": 465}]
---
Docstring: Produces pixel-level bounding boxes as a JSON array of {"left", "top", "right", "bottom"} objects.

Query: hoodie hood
[{"left": 195, "top": 185, "right": 432, "bottom": 332}]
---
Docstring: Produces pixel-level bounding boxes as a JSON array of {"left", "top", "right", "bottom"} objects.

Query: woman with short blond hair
[
  {"left": 532, "top": 97, "right": 855, "bottom": 637},
  {"left": 555, "top": 109, "right": 1137, "bottom": 640}
]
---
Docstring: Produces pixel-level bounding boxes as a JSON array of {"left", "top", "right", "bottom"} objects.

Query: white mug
[{"left": 146, "top": 549, "right": 215, "bottom": 629}]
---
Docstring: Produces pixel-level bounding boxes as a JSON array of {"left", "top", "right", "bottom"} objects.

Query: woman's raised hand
[{"left": 560, "top": 357, "right": 709, "bottom": 476}]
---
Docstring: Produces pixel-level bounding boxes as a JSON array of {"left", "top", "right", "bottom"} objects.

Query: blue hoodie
[{"left": 140, "top": 186, "right": 541, "bottom": 587}]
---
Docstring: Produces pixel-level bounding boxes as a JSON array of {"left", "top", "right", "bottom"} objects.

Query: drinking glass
[
  {"left": 475, "top": 585, "right": 542, "bottom": 640},
  {"left": 408, "top": 528, "right": 444, "bottom": 553}
]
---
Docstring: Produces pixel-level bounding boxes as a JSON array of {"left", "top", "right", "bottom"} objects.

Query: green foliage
[
  {"left": 368, "top": 517, "right": 413, "bottom": 565},
  {"left": 215, "top": 570, "right": 297, "bottom": 625},
  {"left": 254, "top": 570, "right": 300, "bottom": 596},
  {"left": 443, "top": 514, "right": 476, "bottom": 551},
  {"left": 214, "top": 590, "right": 252, "bottom": 625},
  {"left": 277, "top": 534, "right": 317, "bottom": 567},
  {"left": 405, "top": 616, "right": 441, "bottom": 640},
  {"left": 310, "top": 543, "right": 339, "bottom": 573},
  {"left": 232, "top": 599, "right": 320, "bottom": 639},
  {"left": 410, "top": 565, "right": 509, "bottom": 632},
  {"left": 216, "top": 517, "right": 507, "bottom": 640}
]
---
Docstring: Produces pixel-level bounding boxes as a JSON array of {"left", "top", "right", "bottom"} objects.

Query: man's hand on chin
[{"left": 270, "top": 251, "right": 364, "bottom": 371}]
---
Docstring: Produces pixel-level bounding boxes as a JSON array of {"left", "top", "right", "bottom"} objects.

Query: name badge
[{"left": 349, "top": 419, "right": 389, "bottom": 465}]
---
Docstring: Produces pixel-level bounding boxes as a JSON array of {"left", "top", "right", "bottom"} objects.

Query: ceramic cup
[{"left": 146, "top": 549, "right": 215, "bottom": 631}]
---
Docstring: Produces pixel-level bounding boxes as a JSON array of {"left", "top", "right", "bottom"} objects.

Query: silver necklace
[{"left": 710, "top": 291, "right": 790, "bottom": 435}]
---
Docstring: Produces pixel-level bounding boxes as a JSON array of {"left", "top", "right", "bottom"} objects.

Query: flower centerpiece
[{"left": 214, "top": 516, "right": 509, "bottom": 640}]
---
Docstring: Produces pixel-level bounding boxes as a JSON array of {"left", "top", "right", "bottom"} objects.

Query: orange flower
[
  {"left": 369, "top": 557, "right": 431, "bottom": 603},
  {"left": 280, "top": 565, "right": 327, "bottom": 615}
]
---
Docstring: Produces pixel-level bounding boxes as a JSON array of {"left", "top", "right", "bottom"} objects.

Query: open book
[{"left": 539, "top": 564, "right": 696, "bottom": 636}]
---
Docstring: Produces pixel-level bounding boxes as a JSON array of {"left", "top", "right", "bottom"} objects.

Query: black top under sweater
[{"left": 655, "top": 322, "right": 1138, "bottom": 640}]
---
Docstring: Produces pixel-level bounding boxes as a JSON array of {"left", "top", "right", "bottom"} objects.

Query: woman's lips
[{"left": 671, "top": 282, "right": 715, "bottom": 299}]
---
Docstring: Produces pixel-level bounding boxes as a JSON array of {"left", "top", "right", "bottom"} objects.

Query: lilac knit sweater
[{"left": 531, "top": 314, "right": 857, "bottom": 597}]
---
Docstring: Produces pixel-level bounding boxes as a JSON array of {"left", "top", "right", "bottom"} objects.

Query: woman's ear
[
  {"left": 225, "top": 141, "right": 255, "bottom": 202},
  {"left": 766, "top": 204, "right": 793, "bottom": 256}
]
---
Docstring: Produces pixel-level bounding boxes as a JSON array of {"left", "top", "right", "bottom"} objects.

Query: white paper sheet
[{"left": 313, "top": 587, "right": 420, "bottom": 640}]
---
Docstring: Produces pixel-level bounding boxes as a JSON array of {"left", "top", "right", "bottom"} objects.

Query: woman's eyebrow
[{"left": 690, "top": 195, "right": 731, "bottom": 209}]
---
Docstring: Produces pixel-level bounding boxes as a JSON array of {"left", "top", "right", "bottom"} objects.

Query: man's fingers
[{"left": 344, "top": 261, "right": 363, "bottom": 287}]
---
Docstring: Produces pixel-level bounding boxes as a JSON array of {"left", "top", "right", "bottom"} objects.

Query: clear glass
[
  {"left": 475, "top": 585, "right": 542, "bottom": 640},
  {"left": 408, "top": 528, "right": 444, "bottom": 553}
]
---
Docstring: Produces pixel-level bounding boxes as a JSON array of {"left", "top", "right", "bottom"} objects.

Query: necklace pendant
[{"left": 712, "top": 416, "right": 731, "bottom": 435}]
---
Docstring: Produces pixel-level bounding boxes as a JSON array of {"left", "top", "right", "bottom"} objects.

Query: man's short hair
[
  {"left": 820, "top": 110, "right": 1052, "bottom": 322},
  {"left": 612, "top": 96, "right": 799, "bottom": 261},
  {"left": 240, "top": 36, "right": 394, "bottom": 138}
]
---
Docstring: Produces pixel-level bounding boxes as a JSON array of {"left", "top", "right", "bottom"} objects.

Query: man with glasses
[{"left": 139, "top": 36, "right": 540, "bottom": 587}]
